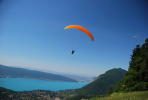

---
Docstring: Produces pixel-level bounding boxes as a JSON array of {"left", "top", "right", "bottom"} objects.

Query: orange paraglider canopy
[{"left": 64, "top": 25, "right": 94, "bottom": 41}]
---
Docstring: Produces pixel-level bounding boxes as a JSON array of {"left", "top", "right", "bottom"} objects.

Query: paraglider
[
  {"left": 64, "top": 25, "right": 94, "bottom": 55},
  {"left": 71, "top": 50, "right": 75, "bottom": 55},
  {"left": 64, "top": 25, "right": 94, "bottom": 41}
]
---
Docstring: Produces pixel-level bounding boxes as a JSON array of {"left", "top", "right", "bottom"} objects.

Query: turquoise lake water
[{"left": 0, "top": 78, "right": 88, "bottom": 91}]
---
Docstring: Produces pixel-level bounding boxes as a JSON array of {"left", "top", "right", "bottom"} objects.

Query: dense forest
[{"left": 116, "top": 38, "right": 148, "bottom": 92}]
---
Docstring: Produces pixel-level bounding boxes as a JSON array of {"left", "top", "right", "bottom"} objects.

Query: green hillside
[
  {"left": 78, "top": 68, "right": 126, "bottom": 97},
  {"left": 65, "top": 68, "right": 127, "bottom": 100},
  {"left": 89, "top": 91, "right": 148, "bottom": 100}
]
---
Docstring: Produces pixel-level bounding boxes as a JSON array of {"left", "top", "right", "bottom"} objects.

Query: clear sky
[{"left": 0, "top": 0, "right": 147, "bottom": 76}]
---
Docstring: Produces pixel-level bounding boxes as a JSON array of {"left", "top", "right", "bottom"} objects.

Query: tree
[{"left": 116, "top": 38, "right": 148, "bottom": 91}]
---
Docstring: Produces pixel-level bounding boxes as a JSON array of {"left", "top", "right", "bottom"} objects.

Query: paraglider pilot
[{"left": 71, "top": 50, "right": 75, "bottom": 55}]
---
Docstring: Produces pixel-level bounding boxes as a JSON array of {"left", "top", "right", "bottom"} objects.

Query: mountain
[
  {"left": 79, "top": 68, "right": 127, "bottom": 96},
  {"left": 66, "top": 68, "right": 127, "bottom": 99},
  {"left": 0, "top": 64, "right": 76, "bottom": 82},
  {"left": 116, "top": 38, "right": 148, "bottom": 92}
]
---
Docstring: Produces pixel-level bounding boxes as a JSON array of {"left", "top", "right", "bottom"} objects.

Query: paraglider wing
[{"left": 64, "top": 25, "right": 94, "bottom": 41}]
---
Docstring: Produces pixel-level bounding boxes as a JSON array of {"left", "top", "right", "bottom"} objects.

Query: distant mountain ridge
[
  {"left": 61, "top": 74, "right": 94, "bottom": 82},
  {"left": 0, "top": 64, "right": 76, "bottom": 82}
]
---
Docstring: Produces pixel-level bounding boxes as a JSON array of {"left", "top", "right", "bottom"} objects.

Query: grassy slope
[{"left": 89, "top": 91, "right": 148, "bottom": 100}]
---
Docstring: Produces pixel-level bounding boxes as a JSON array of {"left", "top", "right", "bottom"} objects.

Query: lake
[{"left": 0, "top": 78, "right": 88, "bottom": 91}]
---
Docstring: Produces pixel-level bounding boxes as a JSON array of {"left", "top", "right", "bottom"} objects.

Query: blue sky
[{"left": 0, "top": 0, "right": 147, "bottom": 76}]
